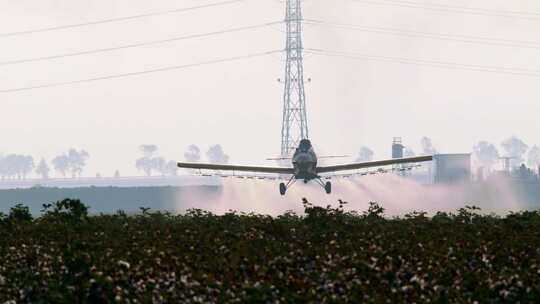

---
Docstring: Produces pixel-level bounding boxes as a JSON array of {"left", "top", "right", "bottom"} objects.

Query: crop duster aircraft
[{"left": 177, "top": 139, "right": 433, "bottom": 195}]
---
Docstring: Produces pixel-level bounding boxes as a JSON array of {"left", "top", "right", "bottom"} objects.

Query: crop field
[{"left": 0, "top": 199, "right": 539, "bottom": 303}]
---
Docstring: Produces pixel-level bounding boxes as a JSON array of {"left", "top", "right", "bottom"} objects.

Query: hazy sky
[{"left": 1, "top": 0, "right": 540, "bottom": 177}]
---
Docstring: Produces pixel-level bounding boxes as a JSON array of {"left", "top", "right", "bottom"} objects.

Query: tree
[
  {"left": 0, "top": 156, "right": 5, "bottom": 179},
  {"left": 51, "top": 150, "right": 89, "bottom": 178},
  {"left": 52, "top": 155, "right": 70, "bottom": 178},
  {"left": 527, "top": 145, "right": 540, "bottom": 169},
  {"left": 3, "top": 155, "right": 18, "bottom": 179},
  {"left": 473, "top": 141, "right": 499, "bottom": 171},
  {"left": 139, "top": 145, "right": 158, "bottom": 158},
  {"left": 154, "top": 158, "right": 179, "bottom": 176},
  {"left": 114, "top": 170, "right": 120, "bottom": 178},
  {"left": 184, "top": 145, "right": 201, "bottom": 162},
  {"left": 136, "top": 145, "right": 160, "bottom": 176},
  {"left": 153, "top": 157, "right": 167, "bottom": 176},
  {"left": 67, "top": 149, "right": 90, "bottom": 178},
  {"left": 19, "top": 155, "right": 34, "bottom": 179},
  {"left": 164, "top": 160, "right": 178, "bottom": 176},
  {"left": 135, "top": 145, "right": 179, "bottom": 177},
  {"left": 356, "top": 147, "right": 374, "bottom": 162},
  {"left": 501, "top": 136, "right": 528, "bottom": 168},
  {"left": 0, "top": 154, "right": 34, "bottom": 179},
  {"left": 36, "top": 158, "right": 50, "bottom": 180},
  {"left": 136, "top": 157, "right": 154, "bottom": 176},
  {"left": 206, "top": 145, "right": 229, "bottom": 164},
  {"left": 0, "top": 155, "right": 17, "bottom": 179},
  {"left": 421, "top": 137, "right": 437, "bottom": 155}
]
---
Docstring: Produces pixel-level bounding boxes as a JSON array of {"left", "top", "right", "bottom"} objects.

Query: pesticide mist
[{"left": 175, "top": 174, "right": 522, "bottom": 217}]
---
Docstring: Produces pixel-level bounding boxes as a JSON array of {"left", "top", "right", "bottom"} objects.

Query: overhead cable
[
  {"left": 304, "top": 19, "right": 540, "bottom": 50},
  {"left": 305, "top": 48, "right": 540, "bottom": 77},
  {"left": 351, "top": 0, "right": 540, "bottom": 20},
  {"left": 363, "top": 0, "right": 540, "bottom": 16},
  {"left": 0, "top": 21, "right": 282, "bottom": 66},
  {"left": 0, "top": 50, "right": 282, "bottom": 93},
  {"left": 0, "top": 0, "right": 246, "bottom": 38}
]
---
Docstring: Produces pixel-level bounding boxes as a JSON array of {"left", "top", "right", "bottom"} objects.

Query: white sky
[{"left": 1, "top": 0, "right": 539, "bottom": 177}]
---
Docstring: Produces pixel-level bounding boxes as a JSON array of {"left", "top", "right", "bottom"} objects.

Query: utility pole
[{"left": 280, "top": 0, "right": 309, "bottom": 158}]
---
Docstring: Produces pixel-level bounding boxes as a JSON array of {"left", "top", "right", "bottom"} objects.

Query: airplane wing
[
  {"left": 177, "top": 162, "right": 295, "bottom": 175},
  {"left": 317, "top": 155, "right": 433, "bottom": 174}
]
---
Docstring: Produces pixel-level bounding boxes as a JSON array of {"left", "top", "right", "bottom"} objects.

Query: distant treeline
[{"left": 0, "top": 186, "right": 221, "bottom": 215}]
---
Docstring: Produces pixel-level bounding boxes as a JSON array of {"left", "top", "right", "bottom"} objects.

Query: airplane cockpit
[
  {"left": 293, "top": 139, "right": 317, "bottom": 169},
  {"left": 297, "top": 139, "right": 313, "bottom": 153}
]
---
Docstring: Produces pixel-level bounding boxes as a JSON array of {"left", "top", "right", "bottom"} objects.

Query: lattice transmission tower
[{"left": 280, "top": 0, "right": 309, "bottom": 157}]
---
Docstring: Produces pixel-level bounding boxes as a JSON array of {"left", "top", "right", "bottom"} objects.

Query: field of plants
[{"left": 0, "top": 198, "right": 539, "bottom": 303}]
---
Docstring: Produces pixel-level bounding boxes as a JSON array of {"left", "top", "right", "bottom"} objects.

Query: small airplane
[{"left": 177, "top": 139, "right": 433, "bottom": 195}]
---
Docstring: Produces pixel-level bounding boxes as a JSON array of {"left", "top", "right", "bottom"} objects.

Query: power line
[
  {"left": 351, "top": 0, "right": 540, "bottom": 20},
  {"left": 0, "top": 21, "right": 282, "bottom": 66},
  {"left": 0, "top": 0, "right": 246, "bottom": 38},
  {"left": 369, "top": 0, "right": 540, "bottom": 16},
  {"left": 0, "top": 50, "right": 282, "bottom": 93},
  {"left": 304, "top": 19, "right": 540, "bottom": 50},
  {"left": 305, "top": 48, "right": 540, "bottom": 77}
]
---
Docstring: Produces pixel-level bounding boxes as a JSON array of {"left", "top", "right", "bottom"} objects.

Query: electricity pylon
[{"left": 280, "top": 0, "right": 309, "bottom": 158}]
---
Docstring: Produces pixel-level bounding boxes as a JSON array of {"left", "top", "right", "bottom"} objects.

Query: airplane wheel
[
  {"left": 325, "top": 181, "right": 332, "bottom": 194},
  {"left": 279, "top": 183, "right": 287, "bottom": 196}
]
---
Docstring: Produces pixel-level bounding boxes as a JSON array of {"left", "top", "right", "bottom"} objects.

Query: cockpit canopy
[{"left": 298, "top": 139, "right": 312, "bottom": 152}]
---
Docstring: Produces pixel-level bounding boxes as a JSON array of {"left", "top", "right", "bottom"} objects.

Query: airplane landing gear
[
  {"left": 279, "top": 183, "right": 287, "bottom": 195},
  {"left": 280, "top": 177, "right": 331, "bottom": 195},
  {"left": 315, "top": 178, "right": 332, "bottom": 194},
  {"left": 325, "top": 181, "right": 332, "bottom": 194},
  {"left": 279, "top": 176, "right": 296, "bottom": 196}
]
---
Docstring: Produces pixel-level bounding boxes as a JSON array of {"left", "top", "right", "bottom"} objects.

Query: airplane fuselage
[
  {"left": 292, "top": 148, "right": 318, "bottom": 181},
  {"left": 281, "top": 139, "right": 331, "bottom": 195},
  {"left": 291, "top": 139, "right": 319, "bottom": 181}
]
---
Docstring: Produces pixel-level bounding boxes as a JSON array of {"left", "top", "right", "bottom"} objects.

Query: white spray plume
[{"left": 175, "top": 174, "right": 522, "bottom": 217}]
